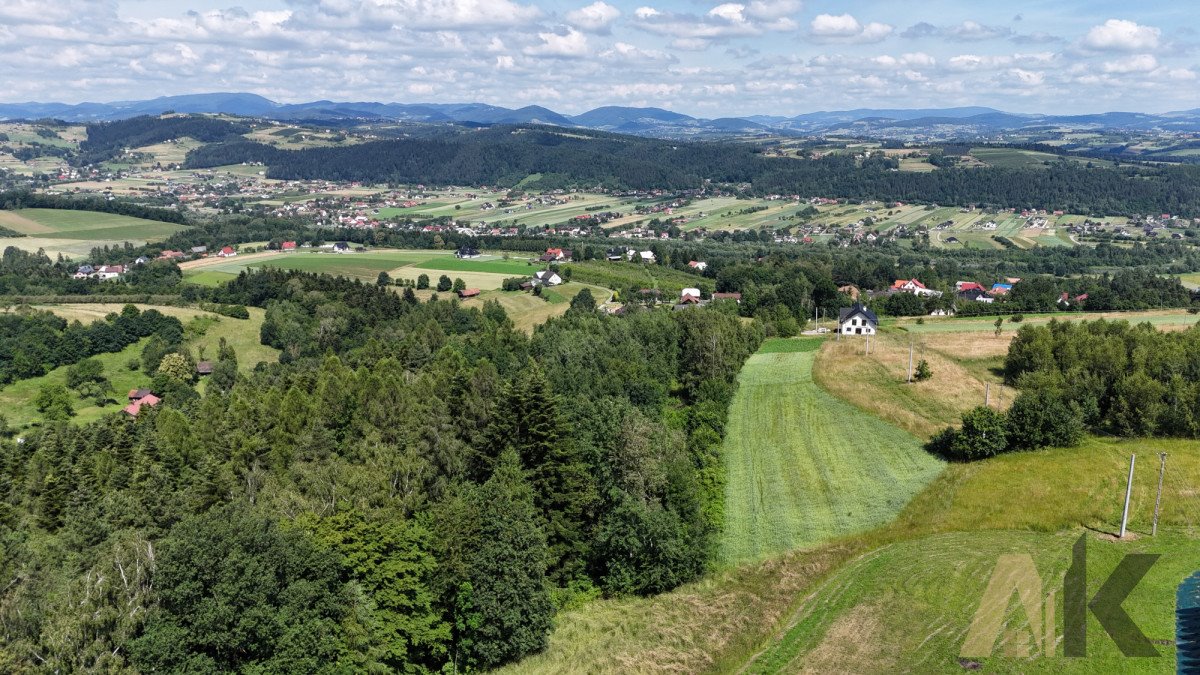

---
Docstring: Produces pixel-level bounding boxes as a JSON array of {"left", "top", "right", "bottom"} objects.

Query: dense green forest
[
  {"left": 76, "top": 116, "right": 250, "bottom": 166},
  {"left": 0, "top": 267, "right": 761, "bottom": 671},
  {"left": 0, "top": 306, "right": 182, "bottom": 386},
  {"left": 929, "top": 317, "right": 1200, "bottom": 461},
  {"left": 181, "top": 125, "right": 1200, "bottom": 216}
]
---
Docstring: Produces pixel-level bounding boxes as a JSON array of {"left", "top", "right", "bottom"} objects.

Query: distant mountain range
[{"left": 4, "top": 92, "right": 1200, "bottom": 139}]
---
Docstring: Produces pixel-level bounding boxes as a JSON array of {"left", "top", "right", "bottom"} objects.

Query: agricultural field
[
  {"left": 886, "top": 308, "right": 1200, "bottom": 334},
  {"left": 180, "top": 248, "right": 549, "bottom": 290},
  {"left": 970, "top": 147, "right": 1116, "bottom": 170},
  {"left": 719, "top": 338, "right": 944, "bottom": 563},
  {"left": 0, "top": 208, "right": 189, "bottom": 258}
]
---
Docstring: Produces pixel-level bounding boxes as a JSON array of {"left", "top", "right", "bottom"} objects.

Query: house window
[{"left": 855, "top": 328, "right": 862, "bottom": 335}]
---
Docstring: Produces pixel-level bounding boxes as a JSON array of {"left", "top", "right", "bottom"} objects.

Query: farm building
[
  {"left": 713, "top": 292, "right": 742, "bottom": 303},
  {"left": 196, "top": 361, "right": 214, "bottom": 376},
  {"left": 681, "top": 287, "right": 702, "bottom": 303},
  {"left": 838, "top": 303, "right": 878, "bottom": 336},
  {"left": 457, "top": 288, "right": 481, "bottom": 298},
  {"left": 281, "top": 241, "right": 298, "bottom": 251},
  {"left": 456, "top": 245, "right": 481, "bottom": 259},
  {"left": 333, "top": 241, "right": 351, "bottom": 253}
]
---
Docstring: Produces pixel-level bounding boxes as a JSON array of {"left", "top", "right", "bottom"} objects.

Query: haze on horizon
[{"left": 1, "top": 0, "right": 1195, "bottom": 117}]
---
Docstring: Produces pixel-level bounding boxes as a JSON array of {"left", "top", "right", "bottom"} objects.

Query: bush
[
  {"left": 1010, "top": 313, "right": 1025, "bottom": 323},
  {"left": 1005, "top": 389, "right": 1083, "bottom": 451},
  {"left": 927, "top": 406, "right": 1008, "bottom": 461},
  {"left": 914, "top": 359, "right": 932, "bottom": 382}
]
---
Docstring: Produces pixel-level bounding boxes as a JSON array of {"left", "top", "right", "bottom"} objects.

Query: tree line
[{"left": 181, "top": 124, "right": 1200, "bottom": 216}]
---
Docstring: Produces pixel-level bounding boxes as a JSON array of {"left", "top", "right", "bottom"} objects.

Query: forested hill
[{"left": 184, "top": 125, "right": 1200, "bottom": 216}]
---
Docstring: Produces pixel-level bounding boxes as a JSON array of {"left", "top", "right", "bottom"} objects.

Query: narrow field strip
[{"left": 720, "top": 341, "right": 944, "bottom": 564}]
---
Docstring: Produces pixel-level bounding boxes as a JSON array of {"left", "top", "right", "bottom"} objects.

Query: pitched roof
[{"left": 839, "top": 302, "right": 878, "bottom": 325}]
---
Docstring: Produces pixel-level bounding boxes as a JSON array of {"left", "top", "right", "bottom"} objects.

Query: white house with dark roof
[{"left": 838, "top": 303, "right": 878, "bottom": 336}]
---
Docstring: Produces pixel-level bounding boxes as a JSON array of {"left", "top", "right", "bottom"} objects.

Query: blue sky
[{"left": 1, "top": 0, "right": 1195, "bottom": 116}]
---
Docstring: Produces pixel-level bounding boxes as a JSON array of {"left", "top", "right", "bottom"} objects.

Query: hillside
[{"left": 720, "top": 338, "right": 943, "bottom": 563}]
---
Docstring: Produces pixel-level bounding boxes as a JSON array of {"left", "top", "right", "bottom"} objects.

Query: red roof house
[
  {"left": 281, "top": 241, "right": 297, "bottom": 251},
  {"left": 123, "top": 394, "right": 161, "bottom": 417}
]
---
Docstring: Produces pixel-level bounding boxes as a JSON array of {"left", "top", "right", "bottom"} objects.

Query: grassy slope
[
  {"left": 0, "top": 339, "right": 150, "bottom": 427},
  {"left": 720, "top": 338, "right": 944, "bottom": 563},
  {"left": 814, "top": 331, "right": 1011, "bottom": 440},
  {"left": 749, "top": 436, "right": 1200, "bottom": 673},
  {"left": 1, "top": 306, "right": 277, "bottom": 428},
  {"left": 505, "top": 437, "right": 1200, "bottom": 675}
]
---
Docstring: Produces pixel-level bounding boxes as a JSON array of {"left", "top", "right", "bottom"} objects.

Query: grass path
[{"left": 720, "top": 339, "right": 944, "bottom": 563}]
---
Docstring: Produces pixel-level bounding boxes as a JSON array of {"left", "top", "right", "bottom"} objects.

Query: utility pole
[
  {"left": 1119, "top": 454, "right": 1136, "bottom": 539},
  {"left": 985, "top": 382, "right": 991, "bottom": 407},
  {"left": 907, "top": 341, "right": 914, "bottom": 383},
  {"left": 1152, "top": 452, "right": 1167, "bottom": 536}
]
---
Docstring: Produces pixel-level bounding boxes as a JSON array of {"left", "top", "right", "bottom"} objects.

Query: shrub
[
  {"left": 927, "top": 406, "right": 1008, "bottom": 461},
  {"left": 914, "top": 359, "right": 932, "bottom": 382}
]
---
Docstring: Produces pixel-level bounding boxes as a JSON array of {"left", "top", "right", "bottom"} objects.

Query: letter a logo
[{"left": 962, "top": 554, "right": 1056, "bottom": 658}]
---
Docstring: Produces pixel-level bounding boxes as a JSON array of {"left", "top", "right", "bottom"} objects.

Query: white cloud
[
  {"left": 630, "top": 3, "right": 794, "bottom": 50},
  {"left": 1083, "top": 19, "right": 1160, "bottom": 51},
  {"left": 599, "top": 42, "right": 677, "bottom": 64},
  {"left": 901, "top": 20, "right": 1012, "bottom": 41},
  {"left": 1103, "top": 54, "right": 1158, "bottom": 73},
  {"left": 744, "top": 0, "right": 802, "bottom": 21},
  {"left": 1008, "top": 68, "right": 1045, "bottom": 85},
  {"left": 523, "top": 27, "right": 589, "bottom": 58},
  {"left": 810, "top": 14, "right": 892, "bottom": 43},
  {"left": 565, "top": 2, "right": 620, "bottom": 34},
  {"left": 709, "top": 4, "right": 747, "bottom": 23}
]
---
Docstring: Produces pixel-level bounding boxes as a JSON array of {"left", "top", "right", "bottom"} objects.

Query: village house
[
  {"left": 93, "top": 265, "right": 124, "bottom": 281},
  {"left": 680, "top": 287, "right": 702, "bottom": 304},
  {"left": 958, "top": 288, "right": 994, "bottom": 304},
  {"left": 532, "top": 270, "right": 562, "bottom": 286},
  {"left": 281, "top": 241, "right": 298, "bottom": 251},
  {"left": 123, "top": 389, "right": 161, "bottom": 417},
  {"left": 891, "top": 279, "right": 942, "bottom": 297},
  {"left": 217, "top": 246, "right": 237, "bottom": 258},
  {"left": 455, "top": 245, "right": 481, "bottom": 259},
  {"left": 838, "top": 303, "right": 878, "bottom": 336},
  {"left": 196, "top": 361, "right": 214, "bottom": 376},
  {"left": 712, "top": 292, "right": 742, "bottom": 303},
  {"left": 687, "top": 261, "right": 708, "bottom": 271},
  {"left": 332, "top": 241, "right": 351, "bottom": 253}
]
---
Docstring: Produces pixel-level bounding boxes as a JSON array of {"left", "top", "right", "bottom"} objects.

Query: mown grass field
[
  {"left": 506, "top": 436, "right": 1200, "bottom": 675},
  {"left": 411, "top": 255, "right": 542, "bottom": 275},
  {"left": 719, "top": 338, "right": 944, "bottom": 563},
  {"left": 1, "top": 208, "right": 187, "bottom": 241}
]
